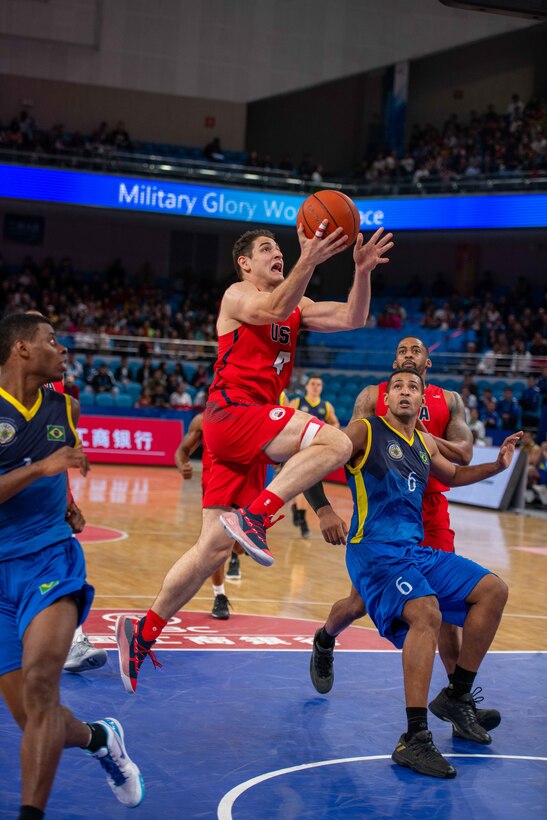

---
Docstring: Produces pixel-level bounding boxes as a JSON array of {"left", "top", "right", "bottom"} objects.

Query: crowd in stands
[
  {"left": 0, "top": 252, "right": 545, "bottom": 440},
  {"left": 368, "top": 270, "right": 547, "bottom": 376},
  {"left": 0, "top": 112, "right": 133, "bottom": 158},
  {"left": 0, "top": 252, "right": 221, "bottom": 349},
  {"left": 354, "top": 94, "right": 546, "bottom": 184},
  {"left": 460, "top": 373, "right": 547, "bottom": 440},
  {"left": 3, "top": 92, "right": 544, "bottom": 185}
]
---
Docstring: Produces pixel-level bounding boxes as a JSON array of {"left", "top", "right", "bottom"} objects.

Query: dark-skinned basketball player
[{"left": 307, "top": 336, "right": 501, "bottom": 738}]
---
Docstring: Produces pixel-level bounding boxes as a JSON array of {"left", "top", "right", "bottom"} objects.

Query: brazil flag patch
[
  {"left": 47, "top": 425, "right": 66, "bottom": 442},
  {"left": 39, "top": 580, "right": 60, "bottom": 595}
]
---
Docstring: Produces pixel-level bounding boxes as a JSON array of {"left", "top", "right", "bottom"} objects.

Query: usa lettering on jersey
[{"left": 270, "top": 324, "right": 291, "bottom": 344}]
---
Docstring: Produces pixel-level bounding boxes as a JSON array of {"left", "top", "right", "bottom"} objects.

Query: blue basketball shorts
[
  {"left": 0, "top": 537, "right": 94, "bottom": 675},
  {"left": 346, "top": 541, "right": 491, "bottom": 649}
]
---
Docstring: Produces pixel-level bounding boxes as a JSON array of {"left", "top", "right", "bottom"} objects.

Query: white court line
[
  {"left": 217, "top": 754, "right": 547, "bottom": 819},
  {"left": 91, "top": 595, "right": 547, "bottom": 619}
]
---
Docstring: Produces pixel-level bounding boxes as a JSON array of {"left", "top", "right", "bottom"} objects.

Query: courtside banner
[
  {"left": 77, "top": 415, "right": 183, "bottom": 465},
  {"left": 448, "top": 446, "right": 527, "bottom": 510},
  {"left": 1, "top": 163, "right": 546, "bottom": 230}
]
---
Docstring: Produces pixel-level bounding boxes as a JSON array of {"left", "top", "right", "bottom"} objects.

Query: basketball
[{"left": 296, "top": 190, "right": 361, "bottom": 246}]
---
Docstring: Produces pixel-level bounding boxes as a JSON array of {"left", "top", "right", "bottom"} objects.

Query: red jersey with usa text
[
  {"left": 209, "top": 306, "right": 301, "bottom": 406},
  {"left": 376, "top": 381, "right": 450, "bottom": 494}
]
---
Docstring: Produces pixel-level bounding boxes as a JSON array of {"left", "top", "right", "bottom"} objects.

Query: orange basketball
[{"left": 296, "top": 190, "right": 361, "bottom": 246}]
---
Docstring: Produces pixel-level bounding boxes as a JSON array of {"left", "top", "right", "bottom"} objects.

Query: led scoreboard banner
[{"left": 1, "top": 163, "right": 546, "bottom": 230}]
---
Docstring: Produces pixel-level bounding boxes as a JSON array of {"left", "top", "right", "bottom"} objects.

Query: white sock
[
  {"left": 213, "top": 584, "right": 225, "bottom": 596},
  {"left": 74, "top": 624, "right": 84, "bottom": 639}
]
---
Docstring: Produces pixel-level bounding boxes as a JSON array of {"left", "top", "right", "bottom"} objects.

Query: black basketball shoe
[
  {"left": 429, "top": 688, "right": 492, "bottom": 744},
  {"left": 309, "top": 629, "right": 334, "bottom": 694},
  {"left": 392, "top": 730, "right": 457, "bottom": 778}
]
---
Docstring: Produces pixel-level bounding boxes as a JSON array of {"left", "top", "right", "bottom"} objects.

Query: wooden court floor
[{"left": 71, "top": 463, "right": 547, "bottom": 652}]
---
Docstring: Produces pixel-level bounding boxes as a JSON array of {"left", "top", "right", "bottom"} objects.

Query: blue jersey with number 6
[{"left": 345, "top": 415, "right": 431, "bottom": 550}]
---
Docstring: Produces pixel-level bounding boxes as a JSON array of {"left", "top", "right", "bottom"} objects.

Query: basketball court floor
[{"left": 0, "top": 464, "right": 546, "bottom": 819}]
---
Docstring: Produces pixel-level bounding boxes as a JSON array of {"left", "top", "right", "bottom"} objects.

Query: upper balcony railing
[{"left": 1, "top": 146, "right": 545, "bottom": 197}]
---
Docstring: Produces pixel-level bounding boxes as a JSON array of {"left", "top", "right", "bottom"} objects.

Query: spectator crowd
[
  {"left": 354, "top": 94, "right": 546, "bottom": 185},
  {"left": 2, "top": 92, "right": 544, "bottom": 186}
]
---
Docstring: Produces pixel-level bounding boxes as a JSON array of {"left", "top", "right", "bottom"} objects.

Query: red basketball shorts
[
  {"left": 203, "top": 401, "right": 295, "bottom": 465},
  {"left": 201, "top": 401, "right": 295, "bottom": 509},
  {"left": 420, "top": 492, "right": 455, "bottom": 553}
]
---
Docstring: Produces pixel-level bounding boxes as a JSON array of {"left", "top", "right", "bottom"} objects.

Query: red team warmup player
[{"left": 116, "top": 220, "right": 394, "bottom": 693}]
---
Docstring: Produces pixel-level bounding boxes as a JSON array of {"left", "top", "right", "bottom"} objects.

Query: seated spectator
[
  {"left": 135, "top": 386, "right": 153, "bottom": 408},
  {"left": 91, "top": 363, "right": 117, "bottom": 394},
  {"left": 150, "top": 383, "right": 169, "bottom": 408},
  {"left": 461, "top": 385, "right": 478, "bottom": 420},
  {"left": 82, "top": 353, "right": 97, "bottom": 385},
  {"left": 538, "top": 367, "right": 547, "bottom": 398},
  {"left": 90, "top": 121, "right": 111, "bottom": 155},
  {"left": 311, "top": 164, "right": 324, "bottom": 183},
  {"left": 480, "top": 398, "right": 501, "bottom": 430},
  {"left": 498, "top": 387, "right": 520, "bottom": 430},
  {"left": 193, "top": 384, "right": 209, "bottom": 409},
  {"left": 420, "top": 304, "right": 440, "bottom": 329},
  {"left": 378, "top": 303, "right": 402, "bottom": 330},
  {"left": 172, "top": 362, "right": 186, "bottom": 385},
  {"left": 204, "top": 137, "right": 224, "bottom": 162},
  {"left": 462, "top": 373, "right": 478, "bottom": 396},
  {"left": 115, "top": 355, "right": 132, "bottom": 384},
  {"left": 147, "top": 368, "right": 168, "bottom": 395},
  {"left": 495, "top": 342, "right": 512, "bottom": 375},
  {"left": 510, "top": 339, "right": 532, "bottom": 375},
  {"left": 66, "top": 351, "right": 83, "bottom": 380},
  {"left": 520, "top": 374, "right": 542, "bottom": 426},
  {"left": 169, "top": 382, "right": 193, "bottom": 409},
  {"left": 110, "top": 121, "right": 132, "bottom": 152},
  {"left": 507, "top": 93, "right": 524, "bottom": 123},
  {"left": 136, "top": 356, "right": 154, "bottom": 384},
  {"left": 529, "top": 331, "right": 547, "bottom": 360},
  {"left": 191, "top": 364, "right": 209, "bottom": 388},
  {"left": 477, "top": 343, "right": 500, "bottom": 375},
  {"left": 468, "top": 407, "right": 487, "bottom": 446},
  {"left": 63, "top": 375, "right": 80, "bottom": 400},
  {"left": 525, "top": 437, "right": 547, "bottom": 506}
]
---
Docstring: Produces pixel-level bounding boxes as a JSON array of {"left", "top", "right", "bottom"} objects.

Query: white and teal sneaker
[{"left": 89, "top": 717, "right": 144, "bottom": 807}]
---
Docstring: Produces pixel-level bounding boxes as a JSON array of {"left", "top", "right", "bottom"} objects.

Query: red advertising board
[{"left": 77, "top": 415, "right": 184, "bottom": 465}]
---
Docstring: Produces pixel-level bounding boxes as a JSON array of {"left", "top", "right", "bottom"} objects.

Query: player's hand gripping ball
[{"left": 297, "top": 190, "right": 361, "bottom": 246}]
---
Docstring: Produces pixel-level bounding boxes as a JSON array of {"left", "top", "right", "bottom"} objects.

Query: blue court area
[{"left": 0, "top": 651, "right": 545, "bottom": 819}]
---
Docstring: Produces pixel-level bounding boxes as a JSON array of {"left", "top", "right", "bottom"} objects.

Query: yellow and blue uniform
[
  {"left": 292, "top": 396, "right": 333, "bottom": 422},
  {"left": 0, "top": 387, "right": 94, "bottom": 674},
  {"left": 345, "top": 416, "right": 490, "bottom": 649}
]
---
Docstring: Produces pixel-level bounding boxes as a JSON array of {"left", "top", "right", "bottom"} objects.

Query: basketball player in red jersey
[
  {"left": 308, "top": 337, "right": 501, "bottom": 733},
  {"left": 116, "top": 221, "right": 394, "bottom": 693}
]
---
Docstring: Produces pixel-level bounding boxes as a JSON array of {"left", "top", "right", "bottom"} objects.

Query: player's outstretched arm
[
  {"left": 428, "top": 430, "right": 523, "bottom": 487},
  {"left": 299, "top": 228, "right": 394, "bottom": 332}
]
